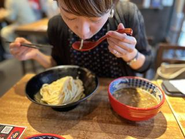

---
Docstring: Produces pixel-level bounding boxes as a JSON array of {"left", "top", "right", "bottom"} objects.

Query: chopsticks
[{"left": 5, "top": 41, "right": 53, "bottom": 50}]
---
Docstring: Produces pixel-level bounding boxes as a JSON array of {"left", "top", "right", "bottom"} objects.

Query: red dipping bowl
[{"left": 108, "top": 76, "right": 165, "bottom": 121}]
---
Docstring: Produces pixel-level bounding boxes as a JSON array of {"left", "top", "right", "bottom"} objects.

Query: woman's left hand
[{"left": 107, "top": 23, "right": 137, "bottom": 62}]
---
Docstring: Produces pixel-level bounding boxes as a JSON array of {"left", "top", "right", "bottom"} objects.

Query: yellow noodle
[{"left": 40, "top": 76, "right": 85, "bottom": 105}]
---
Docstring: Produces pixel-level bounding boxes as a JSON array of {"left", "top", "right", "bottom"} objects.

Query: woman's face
[{"left": 58, "top": 1, "right": 110, "bottom": 40}]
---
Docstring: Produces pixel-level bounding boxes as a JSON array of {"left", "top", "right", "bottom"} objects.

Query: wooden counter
[
  {"left": 0, "top": 74, "right": 184, "bottom": 139},
  {"left": 15, "top": 18, "right": 48, "bottom": 36}
]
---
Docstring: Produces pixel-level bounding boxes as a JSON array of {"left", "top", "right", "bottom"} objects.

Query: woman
[{"left": 9, "top": 0, "right": 152, "bottom": 78}]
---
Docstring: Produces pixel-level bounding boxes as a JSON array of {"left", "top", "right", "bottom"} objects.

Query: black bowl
[{"left": 25, "top": 65, "right": 98, "bottom": 111}]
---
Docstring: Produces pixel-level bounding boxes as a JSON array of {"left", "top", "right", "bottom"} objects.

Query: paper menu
[
  {"left": 0, "top": 123, "right": 26, "bottom": 139},
  {"left": 170, "top": 79, "right": 185, "bottom": 95}
]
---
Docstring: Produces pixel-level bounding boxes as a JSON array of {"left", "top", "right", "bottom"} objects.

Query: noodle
[{"left": 40, "top": 76, "right": 85, "bottom": 105}]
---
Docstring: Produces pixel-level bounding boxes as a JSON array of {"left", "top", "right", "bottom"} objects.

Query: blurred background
[{"left": 0, "top": 0, "right": 185, "bottom": 96}]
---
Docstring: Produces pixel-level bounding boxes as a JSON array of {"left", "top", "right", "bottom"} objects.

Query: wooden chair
[{"left": 155, "top": 43, "right": 185, "bottom": 70}]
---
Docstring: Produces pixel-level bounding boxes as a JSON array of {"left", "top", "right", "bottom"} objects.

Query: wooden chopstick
[{"left": 5, "top": 41, "right": 53, "bottom": 50}]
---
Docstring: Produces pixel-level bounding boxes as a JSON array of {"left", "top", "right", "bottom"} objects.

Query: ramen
[
  {"left": 39, "top": 76, "right": 85, "bottom": 105},
  {"left": 112, "top": 88, "right": 158, "bottom": 108}
]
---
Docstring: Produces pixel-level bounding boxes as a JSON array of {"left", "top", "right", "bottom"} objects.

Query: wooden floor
[
  {"left": 0, "top": 58, "right": 22, "bottom": 96},
  {"left": 0, "top": 58, "right": 44, "bottom": 96}
]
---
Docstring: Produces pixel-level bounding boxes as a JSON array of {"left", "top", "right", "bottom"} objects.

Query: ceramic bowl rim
[
  {"left": 108, "top": 76, "right": 165, "bottom": 110},
  {"left": 25, "top": 133, "right": 64, "bottom": 139}
]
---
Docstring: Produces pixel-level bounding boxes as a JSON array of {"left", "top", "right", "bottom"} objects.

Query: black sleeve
[
  {"left": 47, "top": 15, "right": 71, "bottom": 65},
  {"left": 47, "top": 15, "right": 62, "bottom": 65},
  {"left": 129, "top": 3, "right": 152, "bottom": 73}
]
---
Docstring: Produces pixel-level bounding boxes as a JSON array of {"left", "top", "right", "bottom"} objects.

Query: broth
[{"left": 112, "top": 88, "right": 158, "bottom": 108}]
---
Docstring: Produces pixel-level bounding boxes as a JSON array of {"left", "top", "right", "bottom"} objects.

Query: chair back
[{"left": 155, "top": 43, "right": 185, "bottom": 70}]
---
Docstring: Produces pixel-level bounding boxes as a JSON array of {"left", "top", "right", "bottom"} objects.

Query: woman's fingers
[
  {"left": 9, "top": 37, "right": 34, "bottom": 60},
  {"left": 108, "top": 46, "right": 128, "bottom": 58},
  {"left": 107, "top": 24, "right": 138, "bottom": 61},
  {"left": 108, "top": 47, "right": 121, "bottom": 58},
  {"left": 14, "top": 37, "right": 30, "bottom": 44},
  {"left": 117, "top": 23, "right": 125, "bottom": 30},
  {"left": 107, "top": 37, "right": 135, "bottom": 53},
  {"left": 108, "top": 39, "right": 127, "bottom": 57},
  {"left": 10, "top": 37, "right": 31, "bottom": 49},
  {"left": 107, "top": 31, "right": 137, "bottom": 45},
  {"left": 16, "top": 47, "right": 28, "bottom": 57},
  {"left": 10, "top": 45, "right": 29, "bottom": 56},
  {"left": 14, "top": 48, "right": 32, "bottom": 60},
  {"left": 9, "top": 41, "right": 21, "bottom": 49},
  {"left": 107, "top": 36, "right": 138, "bottom": 61}
]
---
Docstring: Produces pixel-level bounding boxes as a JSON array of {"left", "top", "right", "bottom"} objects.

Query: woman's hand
[
  {"left": 107, "top": 23, "right": 138, "bottom": 62},
  {"left": 9, "top": 37, "right": 39, "bottom": 61}
]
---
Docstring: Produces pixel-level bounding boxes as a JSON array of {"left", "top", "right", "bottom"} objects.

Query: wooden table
[
  {"left": 166, "top": 96, "right": 185, "bottom": 136},
  {"left": 15, "top": 18, "right": 48, "bottom": 36},
  {"left": 156, "top": 80, "right": 185, "bottom": 137},
  {"left": 0, "top": 74, "right": 184, "bottom": 139}
]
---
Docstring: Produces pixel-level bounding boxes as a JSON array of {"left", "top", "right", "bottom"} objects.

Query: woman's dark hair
[{"left": 58, "top": 0, "right": 119, "bottom": 17}]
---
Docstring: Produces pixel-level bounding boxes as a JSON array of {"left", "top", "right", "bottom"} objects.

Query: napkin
[{"left": 170, "top": 79, "right": 185, "bottom": 95}]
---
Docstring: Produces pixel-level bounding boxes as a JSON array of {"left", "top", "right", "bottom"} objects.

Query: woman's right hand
[{"left": 9, "top": 37, "right": 39, "bottom": 61}]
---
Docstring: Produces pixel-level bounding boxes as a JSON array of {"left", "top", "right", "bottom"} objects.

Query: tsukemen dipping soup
[{"left": 112, "top": 88, "right": 159, "bottom": 108}]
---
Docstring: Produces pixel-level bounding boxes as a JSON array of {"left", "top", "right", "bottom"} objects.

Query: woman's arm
[
  {"left": 108, "top": 1, "right": 152, "bottom": 73},
  {"left": 127, "top": 3, "right": 152, "bottom": 72},
  {"left": 107, "top": 23, "right": 146, "bottom": 70},
  {"left": 33, "top": 51, "right": 57, "bottom": 68},
  {"left": 9, "top": 37, "right": 57, "bottom": 68}
]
